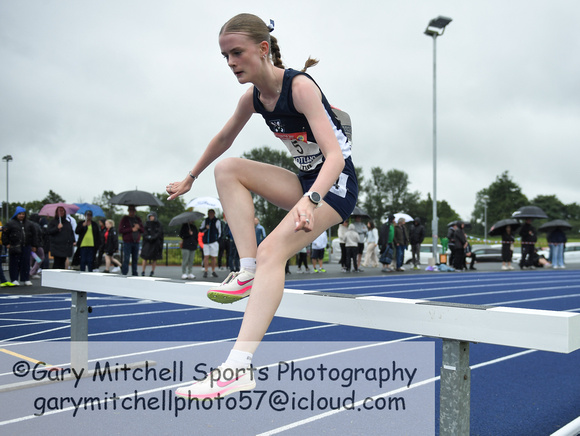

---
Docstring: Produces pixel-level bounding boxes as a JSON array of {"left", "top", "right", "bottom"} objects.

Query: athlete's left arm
[
  {"left": 292, "top": 76, "right": 345, "bottom": 196},
  {"left": 291, "top": 75, "right": 346, "bottom": 231}
]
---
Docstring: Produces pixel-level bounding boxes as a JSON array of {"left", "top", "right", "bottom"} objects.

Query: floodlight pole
[
  {"left": 2, "top": 155, "right": 12, "bottom": 224},
  {"left": 425, "top": 16, "right": 452, "bottom": 263}
]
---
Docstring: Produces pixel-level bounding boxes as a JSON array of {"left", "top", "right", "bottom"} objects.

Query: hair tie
[{"left": 268, "top": 19, "right": 275, "bottom": 32}]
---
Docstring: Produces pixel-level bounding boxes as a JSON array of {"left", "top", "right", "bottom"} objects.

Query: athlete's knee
[
  {"left": 215, "top": 157, "right": 243, "bottom": 181},
  {"left": 256, "top": 238, "right": 282, "bottom": 266}
]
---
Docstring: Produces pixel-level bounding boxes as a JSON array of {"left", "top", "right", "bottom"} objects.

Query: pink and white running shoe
[
  {"left": 207, "top": 269, "right": 254, "bottom": 304},
  {"left": 175, "top": 366, "right": 256, "bottom": 399}
]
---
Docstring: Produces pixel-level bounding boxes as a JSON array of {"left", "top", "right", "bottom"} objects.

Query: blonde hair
[
  {"left": 220, "top": 13, "right": 318, "bottom": 72},
  {"left": 106, "top": 219, "right": 115, "bottom": 227}
]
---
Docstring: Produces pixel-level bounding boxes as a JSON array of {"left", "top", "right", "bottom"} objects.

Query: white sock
[
  {"left": 240, "top": 258, "right": 256, "bottom": 274},
  {"left": 224, "top": 349, "right": 253, "bottom": 369}
]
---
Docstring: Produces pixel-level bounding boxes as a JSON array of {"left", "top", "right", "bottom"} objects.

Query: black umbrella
[
  {"left": 511, "top": 205, "right": 548, "bottom": 220},
  {"left": 489, "top": 218, "right": 521, "bottom": 236},
  {"left": 109, "top": 190, "right": 164, "bottom": 207},
  {"left": 350, "top": 205, "right": 369, "bottom": 217},
  {"left": 168, "top": 211, "right": 204, "bottom": 227},
  {"left": 538, "top": 219, "right": 572, "bottom": 233},
  {"left": 447, "top": 220, "right": 472, "bottom": 230}
]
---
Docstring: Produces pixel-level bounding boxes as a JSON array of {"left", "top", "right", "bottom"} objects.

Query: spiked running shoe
[
  {"left": 175, "top": 366, "right": 256, "bottom": 399},
  {"left": 207, "top": 269, "right": 254, "bottom": 304}
]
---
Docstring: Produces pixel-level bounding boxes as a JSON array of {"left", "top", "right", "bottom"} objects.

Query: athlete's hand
[
  {"left": 293, "top": 197, "right": 315, "bottom": 233},
  {"left": 166, "top": 177, "right": 194, "bottom": 201}
]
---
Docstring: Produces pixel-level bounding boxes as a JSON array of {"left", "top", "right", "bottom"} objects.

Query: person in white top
[{"left": 362, "top": 220, "right": 379, "bottom": 268}]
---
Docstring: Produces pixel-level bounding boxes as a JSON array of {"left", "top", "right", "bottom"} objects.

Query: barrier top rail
[{"left": 41, "top": 270, "right": 580, "bottom": 354}]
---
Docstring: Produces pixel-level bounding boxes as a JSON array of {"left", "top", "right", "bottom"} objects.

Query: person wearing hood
[
  {"left": 75, "top": 210, "right": 101, "bottom": 272},
  {"left": 140, "top": 212, "right": 164, "bottom": 276},
  {"left": 409, "top": 217, "right": 425, "bottom": 270},
  {"left": 2, "top": 206, "right": 38, "bottom": 286},
  {"left": 47, "top": 206, "right": 76, "bottom": 270}
]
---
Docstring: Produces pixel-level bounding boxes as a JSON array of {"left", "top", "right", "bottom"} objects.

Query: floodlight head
[
  {"left": 424, "top": 16, "right": 453, "bottom": 37},
  {"left": 2, "top": 155, "right": 12, "bottom": 162},
  {"left": 429, "top": 16, "right": 453, "bottom": 29}
]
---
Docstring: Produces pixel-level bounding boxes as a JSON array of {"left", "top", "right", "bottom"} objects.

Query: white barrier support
[{"left": 42, "top": 270, "right": 580, "bottom": 436}]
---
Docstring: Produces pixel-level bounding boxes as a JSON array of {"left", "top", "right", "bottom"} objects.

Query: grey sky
[{"left": 1, "top": 0, "right": 579, "bottom": 221}]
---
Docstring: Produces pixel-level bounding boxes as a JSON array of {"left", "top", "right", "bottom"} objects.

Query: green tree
[
  {"left": 361, "top": 168, "right": 420, "bottom": 224},
  {"left": 415, "top": 194, "right": 460, "bottom": 239},
  {"left": 241, "top": 147, "right": 298, "bottom": 234},
  {"left": 42, "top": 190, "right": 66, "bottom": 204},
  {"left": 93, "top": 190, "right": 121, "bottom": 221},
  {"left": 471, "top": 171, "right": 528, "bottom": 236},
  {"left": 531, "top": 195, "right": 566, "bottom": 220},
  {"left": 21, "top": 190, "right": 67, "bottom": 216}
]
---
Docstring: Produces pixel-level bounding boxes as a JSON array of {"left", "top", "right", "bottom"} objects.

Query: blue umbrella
[{"left": 74, "top": 203, "right": 106, "bottom": 217}]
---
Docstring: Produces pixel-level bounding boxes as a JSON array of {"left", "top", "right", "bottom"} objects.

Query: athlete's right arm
[{"left": 166, "top": 89, "right": 255, "bottom": 200}]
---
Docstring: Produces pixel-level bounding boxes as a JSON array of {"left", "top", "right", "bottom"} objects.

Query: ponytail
[{"left": 301, "top": 57, "right": 319, "bottom": 72}]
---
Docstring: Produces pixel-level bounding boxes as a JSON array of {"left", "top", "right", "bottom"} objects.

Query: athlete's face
[{"left": 219, "top": 32, "right": 265, "bottom": 84}]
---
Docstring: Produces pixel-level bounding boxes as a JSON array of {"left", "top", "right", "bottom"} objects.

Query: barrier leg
[
  {"left": 440, "top": 339, "right": 471, "bottom": 436},
  {"left": 71, "top": 291, "right": 88, "bottom": 372}
]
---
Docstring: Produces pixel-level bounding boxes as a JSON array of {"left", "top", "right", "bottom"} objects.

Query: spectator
[
  {"left": 218, "top": 215, "right": 230, "bottom": 270},
  {"left": 179, "top": 220, "right": 198, "bottom": 279},
  {"left": 254, "top": 217, "right": 266, "bottom": 246},
  {"left": 141, "top": 212, "right": 164, "bottom": 276},
  {"left": 337, "top": 220, "right": 348, "bottom": 272},
  {"left": 0, "top": 219, "right": 13, "bottom": 287},
  {"left": 519, "top": 218, "right": 537, "bottom": 269},
  {"left": 393, "top": 218, "right": 409, "bottom": 271},
  {"left": 95, "top": 218, "right": 106, "bottom": 271},
  {"left": 464, "top": 241, "right": 477, "bottom": 270},
  {"left": 353, "top": 215, "right": 368, "bottom": 271},
  {"left": 295, "top": 246, "right": 310, "bottom": 273},
  {"left": 311, "top": 231, "right": 328, "bottom": 272},
  {"left": 379, "top": 214, "right": 395, "bottom": 272},
  {"left": 362, "top": 220, "right": 379, "bottom": 268},
  {"left": 75, "top": 211, "right": 101, "bottom": 272},
  {"left": 409, "top": 217, "right": 425, "bottom": 269},
  {"left": 548, "top": 228, "right": 567, "bottom": 269},
  {"left": 47, "top": 206, "right": 75, "bottom": 270},
  {"left": 103, "top": 219, "right": 121, "bottom": 273},
  {"left": 65, "top": 212, "right": 78, "bottom": 270},
  {"left": 531, "top": 248, "right": 551, "bottom": 268},
  {"left": 119, "top": 205, "right": 144, "bottom": 276},
  {"left": 200, "top": 209, "right": 221, "bottom": 278},
  {"left": 345, "top": 223, "right": 360, "bottom": 273},
  {"left": 226, "top": 221, "right": 240, "bottom": 273},
  {"left": 28, "top": 213, "right": 46, "bottom": 279},
  {"left": 2, "top": 206, "right": 38, "bottom": 286},
  {"left": 453, "top": 221, "right": 467, "bottom": 271},
  {"left": 501, "top": 225, "right": 515, "bottom": 271},
  {"left": 447, "top": 222, "right": 457, "bottom": 267}
]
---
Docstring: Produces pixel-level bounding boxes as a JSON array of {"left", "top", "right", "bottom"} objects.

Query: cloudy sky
[{"left": 1, "top": 0, "right": 579, "bottom": 220}]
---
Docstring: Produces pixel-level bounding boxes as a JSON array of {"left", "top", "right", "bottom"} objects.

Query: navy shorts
[
  {"left": 311, "top": 248, "right": 325, "bottom": 260},
  {"left": 298, "top": 157, "right": 358, "bottom": 221}
]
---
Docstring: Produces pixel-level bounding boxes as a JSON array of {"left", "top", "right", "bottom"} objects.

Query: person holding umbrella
[
  {"left": 179, "top": 220, "right": 198, "bottom": 280},
  {"left": 501, "top": 225, "right": 515, "bottom": 270},
  {"left": 519, "top": 218, "right": 537, "bottom": 269},
  {"left": 119, "top": 205, "right": 144, "bottom": 276},
  {"left": 547, "top": 228, "right": 567, "bottom": 269},
  {"left": 165, "top": 14, "right": 357, "bottom": 398}
]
